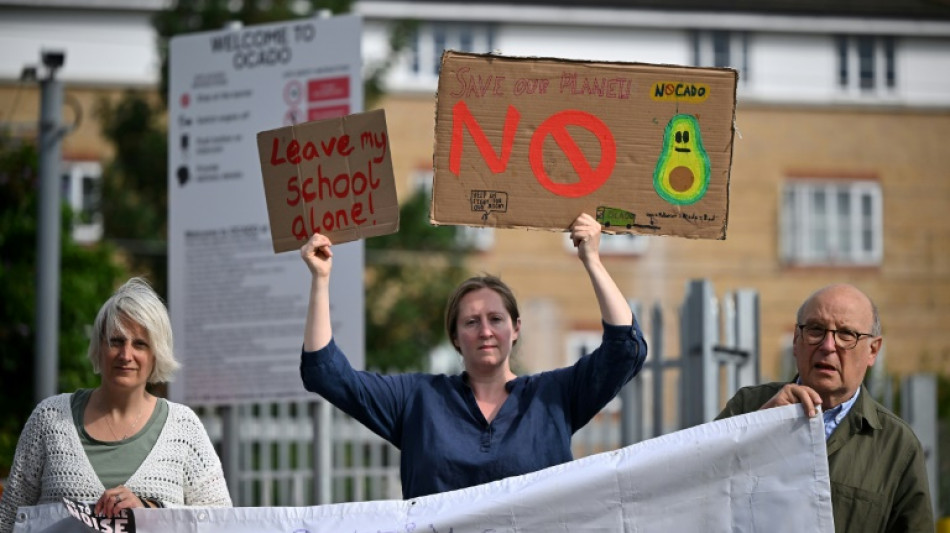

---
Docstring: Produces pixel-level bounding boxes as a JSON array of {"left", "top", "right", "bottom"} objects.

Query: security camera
[{"left": 41, "top": 50, "right": 65, "bottom": 70}]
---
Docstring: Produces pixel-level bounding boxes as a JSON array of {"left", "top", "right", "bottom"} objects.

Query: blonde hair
[{"left": 87, "top": 277, "right": 180, "bottom": 383}]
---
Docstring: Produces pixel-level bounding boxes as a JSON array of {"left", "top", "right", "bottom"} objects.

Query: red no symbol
[{"left": 529, "top": 110, "right": 615, "bottom": 198}]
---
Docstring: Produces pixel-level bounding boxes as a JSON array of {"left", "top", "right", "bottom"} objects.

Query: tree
[
  {"left": 96, "top": 92, "right": 169, "bottom": 295},
  {"left": 365, "top": 190, "right": 470, "bottom": 372},
  {"left": 0, "top": 133, "right": 128, "bottom": 476},
  {"left": 94, "top": 1, "right": 355, "bottom": 298},
  {"left": 97, "top": 1, "right": 457, "bottom": 374}
]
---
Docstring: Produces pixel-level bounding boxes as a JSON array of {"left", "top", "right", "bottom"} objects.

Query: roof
[{"left": 361, "top": 0, "right": 950, "bottom": 21}]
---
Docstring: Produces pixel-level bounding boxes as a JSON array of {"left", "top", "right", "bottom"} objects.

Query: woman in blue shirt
[{"left": 300, "top": 213, "right": 647, "bottom": 498}]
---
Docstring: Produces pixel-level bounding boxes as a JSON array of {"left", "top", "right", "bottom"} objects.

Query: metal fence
[
  {"left": 195, "top": 399, "right": 626, "bottom": 506},
  {"left": 192, "top": 279, "right": 761, "bottom": 507},
  {"left": 189, "top": 278, "right": 938, "bottom": 514}
]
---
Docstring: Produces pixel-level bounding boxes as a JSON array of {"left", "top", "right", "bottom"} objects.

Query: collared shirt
[
  {"left": 301, "top": 320, "right": 647, "bottom": 499},
  {"left": 793, "top": 377, "right": 861, "bottom": 440},
  {"left": 822, "top": 387, "right": 860, "bottom": 440}
]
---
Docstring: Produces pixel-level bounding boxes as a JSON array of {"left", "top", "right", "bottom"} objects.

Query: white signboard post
[{"left": 168, "top": 14, "right": 364, "bottom": 405}]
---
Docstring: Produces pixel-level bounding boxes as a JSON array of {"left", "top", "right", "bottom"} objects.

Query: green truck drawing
[{"left": 595, "top": 206, "right": 635, "bottom": 229}]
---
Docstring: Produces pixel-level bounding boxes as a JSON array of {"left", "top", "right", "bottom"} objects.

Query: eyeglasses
[{"left": 796, "top": 324, "right": 874, "bottom": 350}]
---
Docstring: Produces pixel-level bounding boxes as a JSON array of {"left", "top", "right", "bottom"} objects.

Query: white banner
[{"left": 12, "top": 405, "right": 833, "bottom": 533}]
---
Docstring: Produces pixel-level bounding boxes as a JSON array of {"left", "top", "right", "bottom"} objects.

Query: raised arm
[
  {"left": 570, "top": 213, "right": 634, "bottom": 326},
  {"left": 301, "top": 233, "right": 334, "bottom": 351}
]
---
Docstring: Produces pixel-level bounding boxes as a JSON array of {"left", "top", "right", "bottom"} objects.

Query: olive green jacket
[{"left": 717, "top": 383, "right": 933, "bottom": 533}]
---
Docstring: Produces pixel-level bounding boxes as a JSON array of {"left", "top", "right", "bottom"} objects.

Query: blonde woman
[{"left": 0, "top": 278, "right": 231, "bottom": 533}]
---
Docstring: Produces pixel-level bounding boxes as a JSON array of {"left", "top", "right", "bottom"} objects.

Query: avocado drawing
[{"left": 653, "top": 114, "right": 711, "bottom": 205}]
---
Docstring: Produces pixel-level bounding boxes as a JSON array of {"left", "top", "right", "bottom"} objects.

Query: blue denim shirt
[{"left": 301, "top": 320, "right": 647, "bottom": 499}]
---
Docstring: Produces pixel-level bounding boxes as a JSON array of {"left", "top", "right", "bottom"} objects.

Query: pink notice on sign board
[
  {"left": 308, "top": 76, "right": 349, "bottom": 102},
  {"left": 309, "top": 105, "right": 351, "bottom": 121},
  {"left": 256, "top": 108, "right": 400, "bottom": 252}
]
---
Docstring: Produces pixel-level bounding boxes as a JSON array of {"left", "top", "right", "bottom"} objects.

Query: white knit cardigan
[{"left": 0, "top": 393, "right": 232, "bottom": 533}]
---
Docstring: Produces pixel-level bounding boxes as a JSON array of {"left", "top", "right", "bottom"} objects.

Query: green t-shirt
[{"left": 71, "top": 388, "right": 169, "bottom": 489}]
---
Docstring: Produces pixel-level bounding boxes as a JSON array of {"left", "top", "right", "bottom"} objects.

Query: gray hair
[
  {"left": 796, "top": 284, "right": 881, "bottom": 337},
  {"left": 87, "top": 277, "right": 180, "bottom": 383}
]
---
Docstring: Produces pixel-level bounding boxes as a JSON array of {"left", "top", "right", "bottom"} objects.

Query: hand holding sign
[
  {"left": 301, "top": 232, "right": 333, "bottom": 279},
  {"left": 64, "top": 497, "right": 136, "bottom": 533}
]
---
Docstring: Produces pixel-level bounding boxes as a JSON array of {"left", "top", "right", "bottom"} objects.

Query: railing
[{"left": 194, "top": 398, "right": 625, "bottom": 507}]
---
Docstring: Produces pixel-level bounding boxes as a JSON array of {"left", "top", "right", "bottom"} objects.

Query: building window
[
  {"left": 410, "top": 22, "right": 494, "bottom": 81},
  {"left": 456, "top": 226, "right": 495, "bottom": 251},
  {"left": 61, "top": 161, "right": 103, "bottom": 244},
  {"left": 780, "top": 180, "right": 883, "bottom": 266},
  {"left": 836, "top": 35, "right": 897, "bottom": 93},
  {"left": 692, "top": 30, "right": 748, "bottom": 82}
]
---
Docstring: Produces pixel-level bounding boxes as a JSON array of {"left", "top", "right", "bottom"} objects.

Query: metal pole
[
  {"left": 35, "top": 61, "right": 64, "bottom": 404},
  {"left": 650, "top": 303, "right": 664, "bottom": 437},
  {"left": 620, "top": 300, "right": 643, "bottom": 446},
  {"left": 680, "top": 280, "right": 718, "bottom": 427},
  {"left": 313, "top": 399, "right": 332, "bottom": 504},
  {"left": 220, "top": 405, "right": 241, "bottom": 505},
  {"left": 901, "top": 374, "right": 938, "bottom": 516},
  {"left": 733, "top": 290, "right": 760, "bottom": 390}
]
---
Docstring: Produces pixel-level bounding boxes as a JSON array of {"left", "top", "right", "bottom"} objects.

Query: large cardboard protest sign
[
  {"left": 432, "top": 51, "right": 737, "bottom": 239},
  {"left": 257, "top": 109, "right": 399, "bottom": 252}
]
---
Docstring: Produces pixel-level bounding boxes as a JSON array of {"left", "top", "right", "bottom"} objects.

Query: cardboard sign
[
  {"left": 431, "top": 51, "right": 737, "bottom": 240},
  {"left": 257, "top": 109, "right": 399, "bottom": 252}
]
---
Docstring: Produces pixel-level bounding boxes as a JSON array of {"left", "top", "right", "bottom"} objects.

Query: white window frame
[
  {"left": 780, "top": 179, "right": 883, "bottom": 266},
  {"left": 692, "top": 30, "right": 749, "bottom": 84},
  {"left": 408, "top": 22, "right": 495, "bottom": 84},
  {"left": 61, "top": 161, "right": 103, "bottom": 244},
  {"left": 836, "top": 35, "right": 897, "bottom": 97}
]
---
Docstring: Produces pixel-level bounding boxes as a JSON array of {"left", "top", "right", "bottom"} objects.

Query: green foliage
[
  {"left": 97, "top": 0, "right": 442, "bottom": 375},
  {"left": 94, "top": 1, "right": 356, "bottom": 297},
  {"left": 365, "top": 191, "right": 470, "bottom": 372},
  {"left": 365, "top": 19, "right": 418, "bottom": 108},
  {"left": 96, "top": 92, "right": 169, "bottom": 295},
  {"left": 0, "top": 134, "right": 127, "bottom": 476}
]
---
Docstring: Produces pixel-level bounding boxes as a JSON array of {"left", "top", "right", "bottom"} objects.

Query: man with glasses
[{"left": 717, "top": 284, "right": 932, "bottom": 533}]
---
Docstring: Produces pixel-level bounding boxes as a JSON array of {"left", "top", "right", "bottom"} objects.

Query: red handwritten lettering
[
  {"left": 290, "top": 191, "right": 377, "bottom": 239},
  {"left": 286, "top": 176, "right": 300, "bottom": 206},
  {"left": 451, "top": 67, "right": 505, "bottom": 97},
  {"left": 287, "top": 158, "right": 382, "bottom": 240},
  {"left": 270, "top": 137, "right": 286, "bottom": 166},
  {"left": 269, "top": 134, "right": 356, "bottom": 167},
  {"left": 287, "top": 139, "right": 301, "bottom": 164},
  {"left": 360, "top": 131, "right": 388, "bottom": 163},
  {"left": 449, "top": 100, "right": 520, "bottom": 176},
  {"left": 302, "top": 141, "right": 318, "bottom": 160}
]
